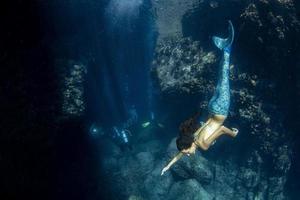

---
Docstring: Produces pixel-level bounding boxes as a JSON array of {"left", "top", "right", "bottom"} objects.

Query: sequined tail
[{"left": 212, "top": 20, "right": 234, "bottom": 52}]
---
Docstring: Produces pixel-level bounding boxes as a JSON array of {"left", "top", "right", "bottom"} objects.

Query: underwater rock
[
  {"left": 273, "top": 144, "right": 291, "bottom": 175},
  {"left": 151, "top": 0, "right": 200, "bottom": 41},
  {"left": 135, "top": 151, "right": 155, "bottom": 173},
  {"left": 135, "top": 139, "right": 164, "bottom": 157},
  {"left": 58, "top": 60, "right": 87, "bottom": 117},
  {"left": 101, "top": 138, "right": 169, "bottom": 199},
  {"left": 101, "top": 139, "right": 122, "bottom": 158},
  {"left": 166, "top": 138, "right": 213, "bottom": 184},
  {"left": 143, "top": 161, "right": 174, "bottom": 200},
  {"left": 101, "top": 141, "right": 156, "bottom": 198},
  {"left": 231, "top": 71, "right": 292, "bottom": 176},
  {"left": 102, "top": 157, "right": 119, "bottom": 175},
  {"left": 167, "top": 179, "right": 213, "bottom": 200},
  {"left": 153, "top": 37, "right": 217, "bottom": 95},
  {"left": 238, "top": 0, "right": 300, "bottom": 77},
  {"left": 136, "top": 126, "right": 160, "bottom": 143},
  {"left": 113, "top": 155, "right": 145, "bottom": 198},
  {"left": 268, "top": 176, "right": 287, "bottom": 200},
  {"left": 240, "top": 0, "right": 300, "bottom": 42},
  {"left": 101, "top": 141, "right": 123, "bottom": 176},
  {"left": 103, "top": 134, "right": 288, "bottom": 200},
  {"left": 128, "top": 195, "right": 144, "bottom": 200},
  {"left": 238, "top": 167, "right": 261, "bottom": 189},
  {"left": 205, "top": 161, "right": 243, "bottom": 200}
]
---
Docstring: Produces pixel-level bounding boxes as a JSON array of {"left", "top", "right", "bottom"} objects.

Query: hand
[
  {"left": 161, "top": 166, "right": 169, "bottom": 176},
  {"left": 232, "top": 128, "right": 239, "bottom": 135}
]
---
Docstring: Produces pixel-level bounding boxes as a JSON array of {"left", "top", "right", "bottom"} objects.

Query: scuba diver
[
  {"left": 161, "top": 21, "right": 238, "bottom": 175},
  {"left": 109, "top": 106, "right": 138, "bottom": 150},
  {"left": 89, "top": 106, "right": 137, "bottom": 151},
  {"left": 111, "top": 126, "right": 133, "bottom": 150}
]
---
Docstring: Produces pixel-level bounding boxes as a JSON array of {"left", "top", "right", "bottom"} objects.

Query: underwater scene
[{"left": 1, "top": 0, "right": 300, "bottom": 200}]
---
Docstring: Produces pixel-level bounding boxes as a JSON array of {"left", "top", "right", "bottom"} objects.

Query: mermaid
[{"left": 161, "top": 21, "right": 238, "bottom": 175}]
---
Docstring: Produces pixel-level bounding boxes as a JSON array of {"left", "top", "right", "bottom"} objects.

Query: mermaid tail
[
  {"left": 212, "top": 21, "right": 234, "bottom": 52},
  {"left": 208, "top": 21, "right": 234, "bottom": 116}
]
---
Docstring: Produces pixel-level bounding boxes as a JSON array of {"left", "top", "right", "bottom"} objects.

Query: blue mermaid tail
[
  {"left": 208, "top": 21, "right": 235, "bottom": 116},
  {"left": 212, "top": 20, "right": 234, "bottom": 53}
]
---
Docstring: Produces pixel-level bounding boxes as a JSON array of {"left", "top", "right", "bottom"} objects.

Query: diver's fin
[
  {"left": 212, "top": 20, "right": 234, "bottom": 50},
  {"left": 142, "top": 121, "right": 151, "bottom": 128}
]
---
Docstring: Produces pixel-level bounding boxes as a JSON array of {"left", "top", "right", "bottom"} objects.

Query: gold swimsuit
[
  {"left": 194, "top": 122, "right": 219, "bottom": 150},
  {"left": 193, "top": 116, "right": 234, "bottom": 150}
]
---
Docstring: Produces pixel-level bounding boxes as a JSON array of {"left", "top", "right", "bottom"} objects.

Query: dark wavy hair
[{"left": 176, "top": 113, "right": 201, "bottom": 151}]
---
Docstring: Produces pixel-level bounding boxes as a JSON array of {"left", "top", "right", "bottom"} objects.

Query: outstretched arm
[{"left": 161, "top": 152, "right": 183, "bottom": 175}]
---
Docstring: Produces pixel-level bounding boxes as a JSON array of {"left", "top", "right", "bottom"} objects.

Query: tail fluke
[{"left": 212, "top": 20, "right": 234, "bottom": 51}]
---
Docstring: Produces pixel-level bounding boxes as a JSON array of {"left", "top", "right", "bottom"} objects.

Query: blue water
[{"left": 1, "top": 0, "right": 300, "bottom": 200}]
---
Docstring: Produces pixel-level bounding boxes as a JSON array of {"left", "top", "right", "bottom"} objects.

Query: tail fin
[{"left": 212, "top": 21, "right": 234, "bottom": 50}]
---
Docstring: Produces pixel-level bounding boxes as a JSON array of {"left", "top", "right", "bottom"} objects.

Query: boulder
[
  {"left": 143, "top": 161, "right": 174, "bottom": 200},
  {"left": 57, "top": 60, "right": 87, "bottom": 117},
  {"left": 153, "top": 37, "right": 217, "bottom": 95},
  {"left": 135, "top": 151, "right": 155, "bottom": 173},
  {"left": 166, "top": 138, "right": 213, "bottom": 184},
  {"left": 151, "top": 0, "right": 201, "bottom": 41},
  {"left": 268, "top": 176, "right": 288, "bottom": 200},
  {"left": 135, "top": 139, "right": 164, "bottom": 156},
  {"left": 167, "top": 179, "right": 213, "bottom": 200}
]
